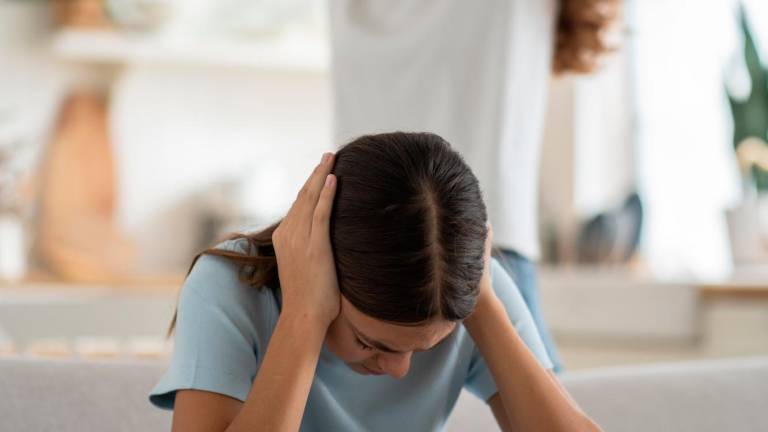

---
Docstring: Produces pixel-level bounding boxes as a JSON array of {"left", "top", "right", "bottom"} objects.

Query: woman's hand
[
  {"left": 462, "top": 222, "right": 603, "bottom": 432},
  {"left": 465, "top": 223, "right": 500, "bottom": 327},
  {"left": 272, "top": 152, "right": 340, "bottom": 329},
  {"left": 476, "top": 223, "right": 499, "bottom": 307}
]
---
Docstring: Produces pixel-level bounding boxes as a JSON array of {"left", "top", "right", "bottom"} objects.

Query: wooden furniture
[{"left": 54, "top": 0, "right": 112, "bottom": 29}]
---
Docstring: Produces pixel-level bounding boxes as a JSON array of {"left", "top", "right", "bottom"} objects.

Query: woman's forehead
[{"left": 341, "top": 296, "right": 456, "bottom": 351}]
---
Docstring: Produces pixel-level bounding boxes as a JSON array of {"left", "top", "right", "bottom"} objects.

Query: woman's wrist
[
  {"left": 464, "top": 282, "right": 503, "bottom": 332},
  {"left": 279, "top": 304, "right": 334, "bottom": 338}
]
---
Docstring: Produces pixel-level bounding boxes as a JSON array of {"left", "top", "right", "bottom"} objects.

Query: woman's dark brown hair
[
  {"left": 168, "top": 132, "right": 488, "bottom": 335},
  {"left": 554, "top": 0, "right": 621, "bottom": 74}
]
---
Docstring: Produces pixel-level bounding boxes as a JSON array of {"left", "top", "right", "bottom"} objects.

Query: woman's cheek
[
  {"left": 338, "top": 339, "right": 369, "bottom": 362},
  {"left": 325, "top": 326, "right": 363, "bottom": 361}
]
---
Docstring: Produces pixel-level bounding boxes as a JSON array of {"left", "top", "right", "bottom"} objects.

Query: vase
[{"left": 0, "top": 214, "right": 27, "bottom": 281}]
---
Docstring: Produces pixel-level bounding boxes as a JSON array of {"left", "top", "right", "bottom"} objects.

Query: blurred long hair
[{"left": 555, "top": 0, "right": 621, "bottom": 74}]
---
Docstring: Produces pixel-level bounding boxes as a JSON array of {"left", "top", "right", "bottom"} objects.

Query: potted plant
[{"left": 727, "top": 10, "right": 768, "bottom": 264}]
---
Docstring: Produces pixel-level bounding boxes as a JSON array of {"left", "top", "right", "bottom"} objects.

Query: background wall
[{"left": 0, "top": 0, "right": 766, "bottom": 381}]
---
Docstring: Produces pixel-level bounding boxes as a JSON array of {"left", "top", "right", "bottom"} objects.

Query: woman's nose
[{"left": 377, "top": 351, "right": 413, "bottom": 379}]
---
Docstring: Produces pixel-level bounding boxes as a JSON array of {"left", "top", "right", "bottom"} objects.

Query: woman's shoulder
[
  {"left": 151, "top": 238, "right": 278, "bottom": 408},
  {"left": 488, "top": 256, "right": 527, "bottom": 312},
  {"left": 213, "top": 236, "right": 252, "bottom": 255},
  {"left": 180, "top": 237, "right": 281, "bottom": 328},
  {"left": 488, "top": 257, "right": 511, "bottom": 291}
]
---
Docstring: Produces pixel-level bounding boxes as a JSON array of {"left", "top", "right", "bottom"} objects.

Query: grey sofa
[{"left": 1, "top": 356, "right": 766, "bottom": 431}]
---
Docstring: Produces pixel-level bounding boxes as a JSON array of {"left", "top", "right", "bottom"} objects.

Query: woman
[
  {"left": 149, "top": 133, "right": 600, "bottom": 431},
  {"left": 329, "top": 0, "right": 620, "bottom": 374}
]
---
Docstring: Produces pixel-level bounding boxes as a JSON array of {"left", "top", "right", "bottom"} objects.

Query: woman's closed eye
[{"left": 356, "top": 337, "right": 374, "bottom": 351}]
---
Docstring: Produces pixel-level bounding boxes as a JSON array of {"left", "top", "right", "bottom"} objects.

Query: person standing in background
[{"left": 329, "top": 0, "right": 619, "bottom": 373}]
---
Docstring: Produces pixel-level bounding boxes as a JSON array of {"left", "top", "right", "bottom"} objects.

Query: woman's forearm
[
  {"left": 464, "top": 296, "right": 601, "bottom": 432},
  {"left": 226, "top": 310, "right": 326, "bottom": 432}
]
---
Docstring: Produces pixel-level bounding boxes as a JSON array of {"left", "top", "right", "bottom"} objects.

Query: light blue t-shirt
[{"left": 149, "top": 239, "right": 553, "bottom": 431}]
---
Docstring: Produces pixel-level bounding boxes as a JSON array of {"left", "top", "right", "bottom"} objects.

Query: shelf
[
  {"left": 0, "top": 273, "right": 183, "bottom": 297},
  {"left": 699, "top": 283, "right": 768, "bottom": 300},
  {"left": 51, "top": 28, "right": 330, "bottom": 72},
  {"left": 540, "top": 264, "right": 768, "bottom": 300}
]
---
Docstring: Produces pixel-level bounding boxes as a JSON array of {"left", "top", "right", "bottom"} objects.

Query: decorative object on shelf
[
  {"left": 126, "top": 336, "right": 172, "bottom": 360},
  {"left": 51, "top": 28, "right": 330, "bottom": 72},
  {"left": 0, "top": 216, "right": 26, "bottom": 281},
  {"left": 9, "top": 337, "right": 170, "bottom": 360},
  {"left": 576, "top": 192, "right": 644, "bottom": 265},
  {"left": 725, "top": 10, "right": 768, "bottom": 265},
  {"left": 195, "top": 179, "right": 242, "bottom": 252},
  {"left": 105, "top": 0, "right": 175, "bottom": 31},
  {"left": 728, "top": 8, "right": 768, "bottom": 193},
  {"left": 727, "top": 138, "right": 768, "bottom": 264},
  {"left": 104, "top": 0, "right": 320, "bottom": 39},
  {"left": 148, "top": 0, "right": 211, "bottom": 40},
  {"left": 33, "top": 92, "right": 136, "bottom": 283},
  {"left": 54, "top": 0, "right": 113, "bottom": 29},
  {"left": 209, "top": 0, "right": 316, "bottom": 38},
  {"left": 73, "top": 336, "right": 122, "bottom": 359},
  {"left": 0, "top": 105, "right": 35, "bottom": 282},
  {"left": 25, "top": 338, "right": 72, "bottom": 358}
]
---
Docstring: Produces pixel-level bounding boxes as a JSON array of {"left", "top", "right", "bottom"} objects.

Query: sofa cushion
[
  {"left": 564, "top": 357, "right": 768, "bottom": 432},
  {"left": 0, "top": 357, "right": 171, "bottom": 432},
  {"left": 1, "top": 356, "right": 767, "bottom": 431}
]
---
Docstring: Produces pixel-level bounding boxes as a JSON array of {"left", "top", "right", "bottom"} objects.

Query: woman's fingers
[
  {"left": 272, "top": 153, "right": 342, "bottom": 328},
  {"left": 311, "top": 174, "right": 336, "bottom": 244},
  {"left": 287, "top": 152, "right": 336, "bottom": 232},
  {"left": 485, "top": 223, "right": 494, "bottom": 252},
  {"left": 483, "top": 223, "right": 494, "bottom": 265}
]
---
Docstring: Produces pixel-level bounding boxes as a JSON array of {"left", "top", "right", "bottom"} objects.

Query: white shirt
[{"left": 329, "top": 0, "right": 557, "bottom": 259}]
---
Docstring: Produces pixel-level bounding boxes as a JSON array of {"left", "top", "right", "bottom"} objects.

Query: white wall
[{"left": 111, "top": 65, "right": 333, "bottom": 273}]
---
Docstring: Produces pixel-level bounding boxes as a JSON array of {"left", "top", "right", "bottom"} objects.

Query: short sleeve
[
  {"left": 149, "top": 240, "right": 281, "bottom": 410},
  {"left": 464, "top": 257, "right": 554, "bottom": 402}
]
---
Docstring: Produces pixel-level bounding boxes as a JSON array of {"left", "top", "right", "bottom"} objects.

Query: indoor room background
[{"left": 0, "top": 0, "right": 767, "bottom": 430}]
